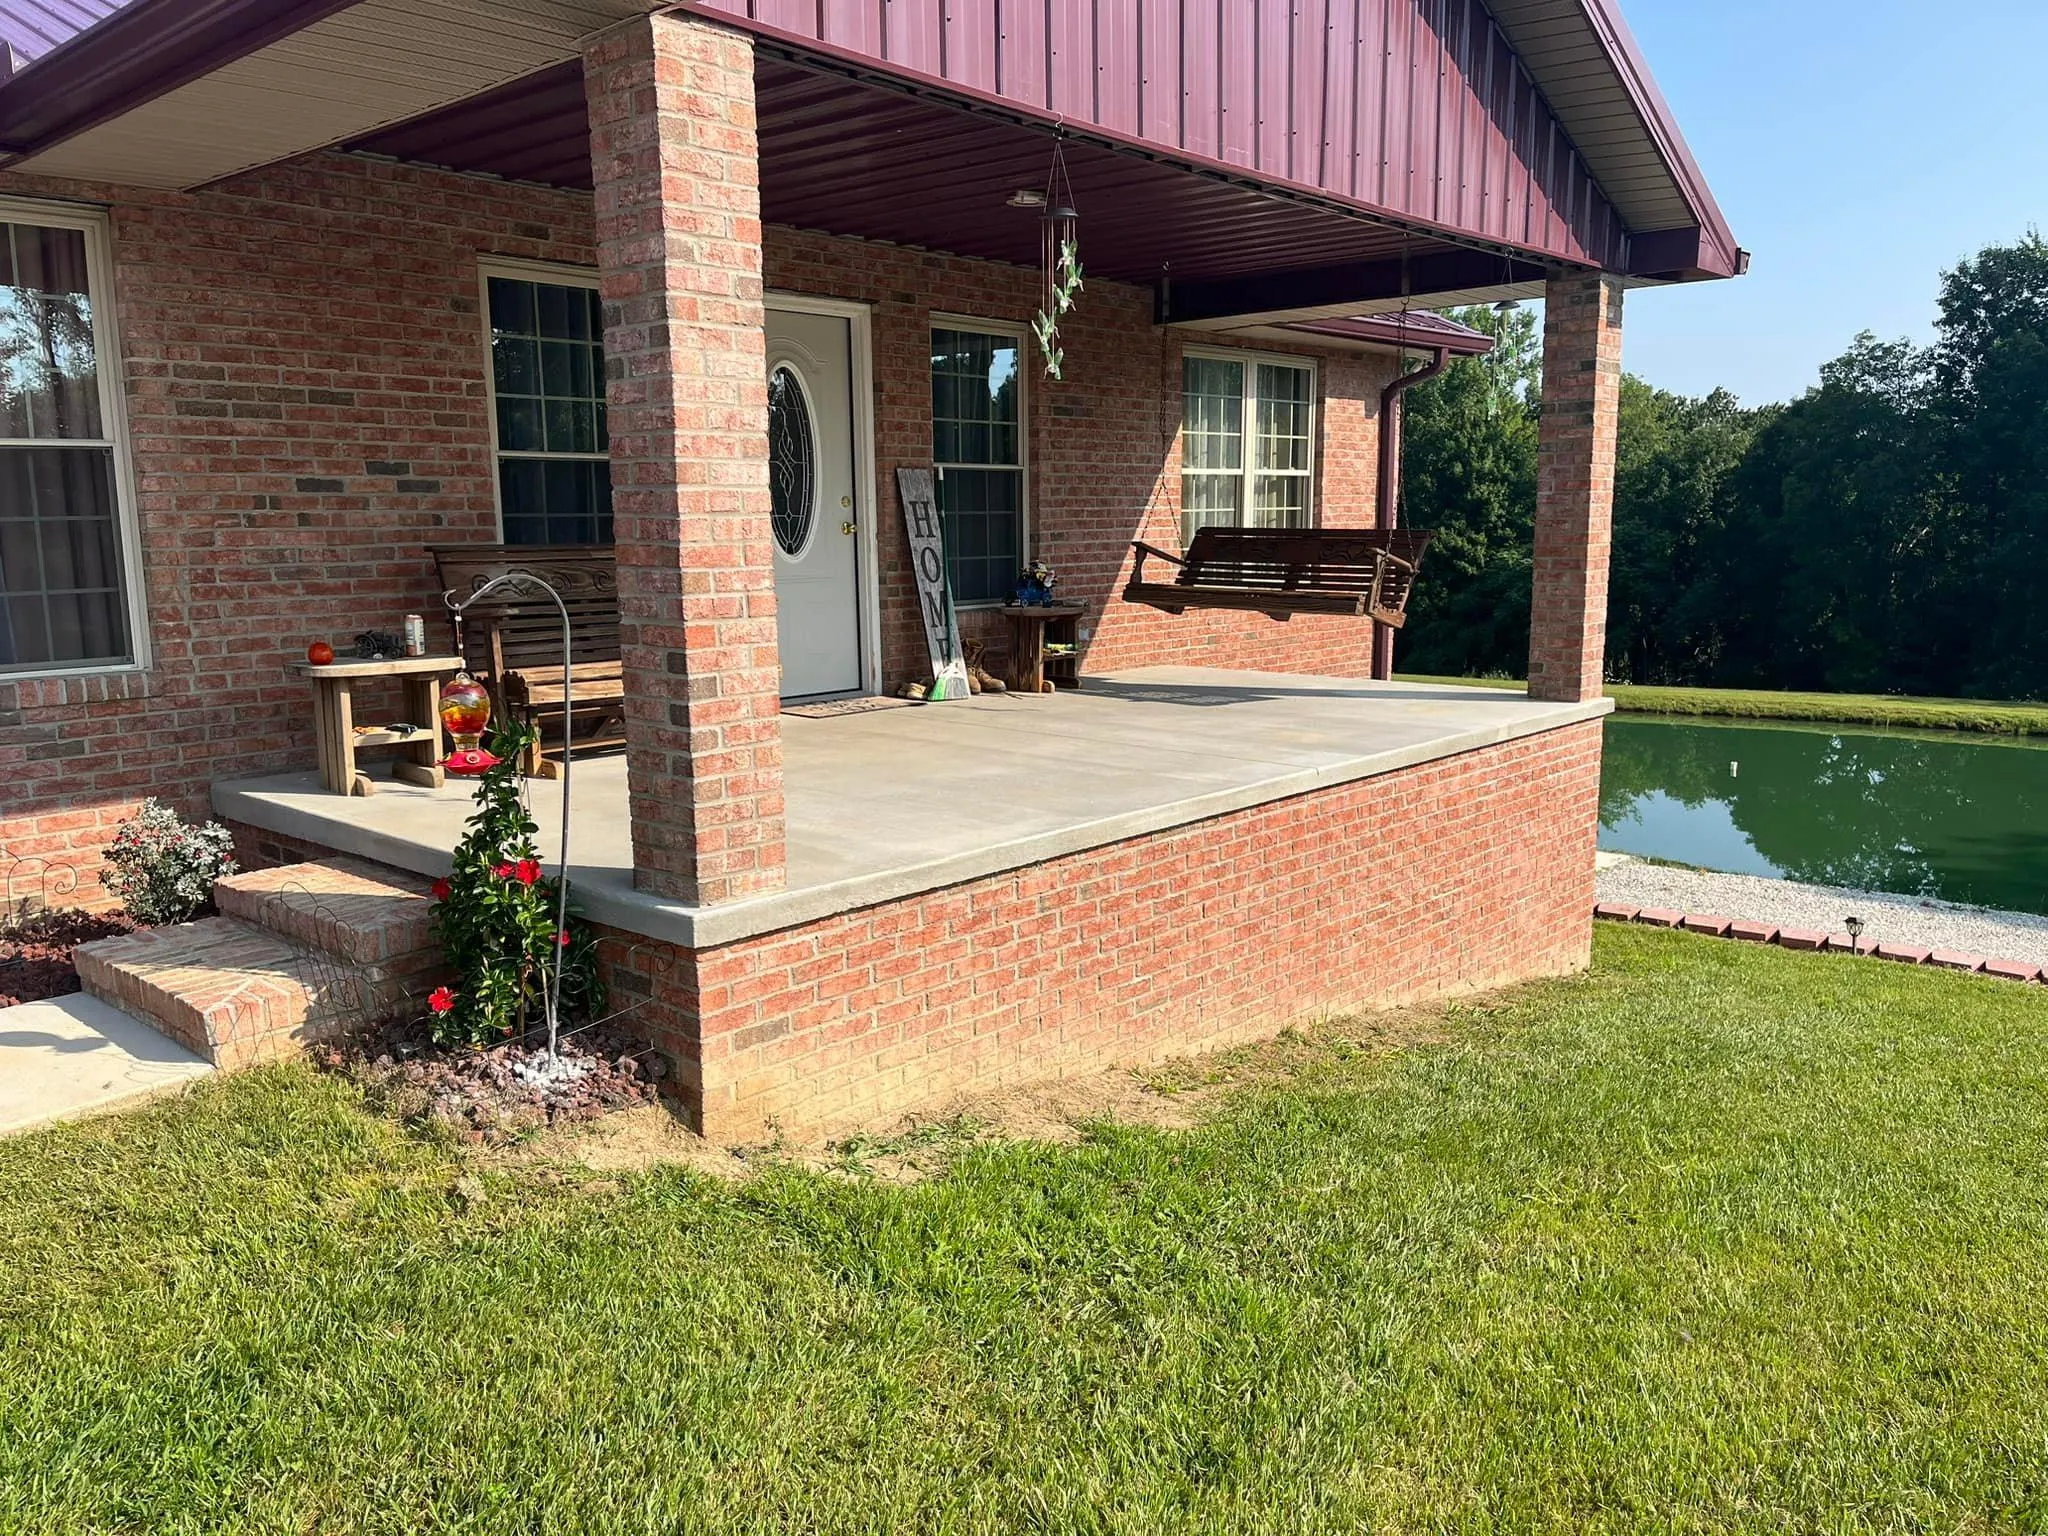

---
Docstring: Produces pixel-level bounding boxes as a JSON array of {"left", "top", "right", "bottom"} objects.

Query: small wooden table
[
  {"left": 1000, "top": 603, "right": 1086, "bottom": 693},
  {"left": 292, "top": 655, "right": 463, "bottom": 796}
]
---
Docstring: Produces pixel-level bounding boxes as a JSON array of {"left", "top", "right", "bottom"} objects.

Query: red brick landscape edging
[{"left": 1592, "top": 904, "right": 2047, "bottom": 984}]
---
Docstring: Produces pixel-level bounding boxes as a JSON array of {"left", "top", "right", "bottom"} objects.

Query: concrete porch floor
[{"left": 214, "top": 667, "right": 1611, "bottom": 947}]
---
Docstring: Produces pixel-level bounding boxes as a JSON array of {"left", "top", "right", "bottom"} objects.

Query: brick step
[
  {"left": 74, "top": 914, "right": 426, "bottom": 1072},
  {"left": 213, "top": 857, "right": 443, "bottom": 997}
]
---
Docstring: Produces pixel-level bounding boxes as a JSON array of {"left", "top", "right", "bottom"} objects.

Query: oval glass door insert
[{"left": 768, "top": 362, "right": 818, "bottom": 557}]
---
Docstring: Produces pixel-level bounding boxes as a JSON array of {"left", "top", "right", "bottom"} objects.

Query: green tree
[
  {"left": 1397, "top": 304, "right": 1540, "bottom": 677},
  {"left": 1714, "top": 334, "right": 1945, "bottom": 693},
  {"left": 1607, "top": 379, "right": 1766, "bottom": 684},
  {"left": 1933, "top": 233, "right": 2048, "bottom": 699},
  {"left": 1397, "top": 238, "right": 2048, "bottom": 702}
]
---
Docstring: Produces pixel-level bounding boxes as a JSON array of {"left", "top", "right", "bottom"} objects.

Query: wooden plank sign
[{"left": 895, "top": 467, "right": 971, "bottom": 701}]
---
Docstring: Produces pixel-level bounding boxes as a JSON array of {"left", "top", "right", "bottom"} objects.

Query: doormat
[{"left": 783, "top": 695, "right": 919, "bottom": 720}]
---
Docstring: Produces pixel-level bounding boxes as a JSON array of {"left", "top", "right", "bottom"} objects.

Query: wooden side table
[
  {"left": 291, "top": 655, "right": 464, "bottom": 796},
  {"left": 1000, "top": 603, "right": 1086, "bottom": 694}
]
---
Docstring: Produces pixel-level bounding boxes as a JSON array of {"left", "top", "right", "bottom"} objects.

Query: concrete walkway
[{"left": 0, "top": 993, "right": 212, "bottom": 1136}]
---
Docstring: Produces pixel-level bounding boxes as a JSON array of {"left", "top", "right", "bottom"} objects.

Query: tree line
[{"left": 1397, "top": 234, "right": 2048, "bottom": 702}]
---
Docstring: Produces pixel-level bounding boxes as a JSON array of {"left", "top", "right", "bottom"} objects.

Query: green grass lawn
[
  {"left": 7, "top": 925, "right": 2048, "bottom": 1532},
  {"left": 1399, "top": 674, "right": 2048, "bottom": 735}
]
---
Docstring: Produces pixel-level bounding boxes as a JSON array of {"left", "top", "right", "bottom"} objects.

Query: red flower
[
  {"left": 513, "top": 858, "right": 543, "bottom": 886},
  {"left": 558, "top": 930, "right": 572, "bottom": 947},
  {"left": 491, "top": 861, "right": 514, "bottom": 880},
  {"left": 427, "top": 985, "right": 456, "bottom": 1015},
  {"left": 430, "top": 878, "right": 450, "bottom": 901}
]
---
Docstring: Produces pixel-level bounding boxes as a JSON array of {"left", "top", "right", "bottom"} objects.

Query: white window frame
[
  {"left": 1180, "top": 344, "right": 1319, "bottom": 545},
  {"left": 477, "top": 256, "right": 608, "bottom": 544},
  {"left": 0, "top": 195, "right": 148, "bottom": 680},
  {"left": 930, "top": 312, "right": 1029, "bottom": 610}
]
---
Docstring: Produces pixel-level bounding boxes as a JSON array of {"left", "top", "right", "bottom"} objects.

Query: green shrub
[
  {"left": 426, "top": 724, "right": 603, "bottom": 1046},
  {"left": 100, "top": 799, "right": 238, "bottom": 926}
]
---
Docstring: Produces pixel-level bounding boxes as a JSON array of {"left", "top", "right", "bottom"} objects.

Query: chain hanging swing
[{"left": 1122, "top": 234, "right": 1434, "bottom": 630}]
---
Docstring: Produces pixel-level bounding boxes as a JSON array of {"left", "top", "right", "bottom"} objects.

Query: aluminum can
[{"left": 403, "top": 614, "right": 426, "bottom": 657}]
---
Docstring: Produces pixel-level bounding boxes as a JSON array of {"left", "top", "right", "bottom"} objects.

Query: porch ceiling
[
  {"left": 352, "top": 53, "right": 1481, "bottom": 288},
  {"left": 0, "top": 0, "right": 653, "bottom": 188}
]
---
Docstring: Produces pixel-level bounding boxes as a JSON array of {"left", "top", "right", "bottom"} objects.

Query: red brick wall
[
  {"left": 0, "top": 151, "right": 1398, "bottom": 900},
  {"left": 608, "top": 719, "right": 1602, "bottom": 1139},
  {"left": 1529, "top": 272, "right": 1624, "bottom": 704},
  {"left": 0, "top": 155, "right": 594, "bottom": 900},
  {"left": 588, "top": 14, "right": 787, "bottom": 903},
  {"left": 767, "top": 229, "right": 1398, "bottom": 686}
]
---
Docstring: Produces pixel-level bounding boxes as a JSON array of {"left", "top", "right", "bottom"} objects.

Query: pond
[{"left": 1599, "top": 715, "right": 2048, "bottom": 916}]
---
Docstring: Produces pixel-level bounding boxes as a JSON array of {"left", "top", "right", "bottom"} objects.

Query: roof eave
[
  {"left": 0, "top": 0, "right": 356, "bottom": 163},
  {"left": 1625, "top": 224, "right": 1749, "bottom": 283},
  {"left": 1576, "top": 0, "right": 1742, "bottom": 278}
]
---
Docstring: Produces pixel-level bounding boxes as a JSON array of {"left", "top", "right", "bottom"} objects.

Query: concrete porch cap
[{"left": 214, "top": 667, "right": 1610, "bottom": 949}]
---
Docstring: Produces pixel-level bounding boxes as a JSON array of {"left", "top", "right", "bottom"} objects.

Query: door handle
[{"left": 841, "top": 521, "right": 858, "bottom": 536}]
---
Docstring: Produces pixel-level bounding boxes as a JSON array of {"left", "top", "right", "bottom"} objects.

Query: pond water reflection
[{"left": 1599, "top": 716, "right": 2048, "bottom": 916}]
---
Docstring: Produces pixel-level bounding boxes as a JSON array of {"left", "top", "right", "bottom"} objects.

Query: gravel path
[{"left": 1595, "top": 859, "right": 2048, "bottom": 968}]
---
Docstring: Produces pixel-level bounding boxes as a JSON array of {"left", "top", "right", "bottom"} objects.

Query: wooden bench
[
  {"left": 428, "top": 544, "right": 623, "bottom": 776},
  {"left": 1122, "top": 526, "right": 1434, "bottom": 625}
]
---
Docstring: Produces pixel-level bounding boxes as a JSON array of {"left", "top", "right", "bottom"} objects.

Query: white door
[{"left": 767, "top": 308, "right": 863, "bottom": 698}]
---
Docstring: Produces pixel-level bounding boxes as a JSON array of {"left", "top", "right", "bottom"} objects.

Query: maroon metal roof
[
  {"left": 0, "top": 0, "right": 130, "bottom": 66},
  {"left": 681, "top": 0, "right": 1691, "bottom": 276},
  {"left": 3, "top": 0, "right": 1739, "bottom": 291}
]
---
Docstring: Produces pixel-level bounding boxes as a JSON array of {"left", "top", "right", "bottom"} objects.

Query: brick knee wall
[
  {"left": 607, "top": 719, "right": 1603, "bottom": 1140},
  {"left": 223, "top": 822, "right": 357, "bottom": 875}
]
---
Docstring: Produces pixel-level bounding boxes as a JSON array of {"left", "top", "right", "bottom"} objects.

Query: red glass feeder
[{"left": 439, "top": 672, "right": 500, "bottom": 775}]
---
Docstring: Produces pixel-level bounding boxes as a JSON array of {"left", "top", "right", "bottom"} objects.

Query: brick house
[{"left": 0, "top": 0, "right": 1740, "bottom": 1133}]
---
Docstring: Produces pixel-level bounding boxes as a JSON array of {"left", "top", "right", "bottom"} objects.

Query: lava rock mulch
[
  {"left": 322, "top": 1019, "right": 664, "bottom": 1144},
  {"left": 0, "top": 909, "right": 136, "bottom": 1009}
]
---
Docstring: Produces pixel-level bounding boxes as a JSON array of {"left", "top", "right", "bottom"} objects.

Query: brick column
[
  {"left": 1527, "top": 272, "right": 1624, "bottom": 703},
  {"left": 586, "top": 13, "right": 784, "bottom": 904}
]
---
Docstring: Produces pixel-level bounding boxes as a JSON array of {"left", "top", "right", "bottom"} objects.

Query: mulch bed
[
  {"left": 322, "top": 1018, "right": 664, "bottom": 1144},
  {"left": 0, "top": 909, "right": 136, "bottom": 1009}
]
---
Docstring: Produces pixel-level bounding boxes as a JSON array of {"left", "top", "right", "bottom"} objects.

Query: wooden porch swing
[{"left": 1122, "top": 527, "right": 1433, "bottom": 624}]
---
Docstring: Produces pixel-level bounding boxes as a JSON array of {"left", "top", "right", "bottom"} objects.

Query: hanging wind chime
[
  {"left": 1029, "top": 140, "right": 1084, "bottom": 380},
  {"left": 1486, "top": 252, "right": 1522, "bottom": 413}
]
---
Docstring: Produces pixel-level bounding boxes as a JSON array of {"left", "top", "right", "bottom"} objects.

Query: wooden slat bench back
[
  {"left": 1122, "top": 527, "right": 1434, "bottom": 624},
  {"left": 427, "top": 543, "right": 623, "bottom": 770}
]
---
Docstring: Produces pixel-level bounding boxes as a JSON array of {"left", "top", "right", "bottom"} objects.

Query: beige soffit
[
  {"left": 15, "top": 0, "right": 656, "bottom": 189},
  {"left": 1481, "top": 0, "right": 1696, "bottom": 234}
]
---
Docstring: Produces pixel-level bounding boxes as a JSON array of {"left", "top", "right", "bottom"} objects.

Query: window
[
  {"left": 1181, "top": 351, "right": 1316, "bottom": 541},
  {"left": 931, "top": 324, "right": 1024, "bottom": 604},
  {"left": 767, "top": 363, "right": 817, "bottom": 557},
  {"left": 485, "top": 267, "right": 612, "bottom": 545},
  {"left": 0, "top": 206, "right": 139, "bottom": 676}
]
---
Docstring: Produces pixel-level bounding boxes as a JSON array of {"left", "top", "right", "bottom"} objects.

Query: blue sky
[{"left": 1615, "top": 0, "right": 2048, "bottom": 405}]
